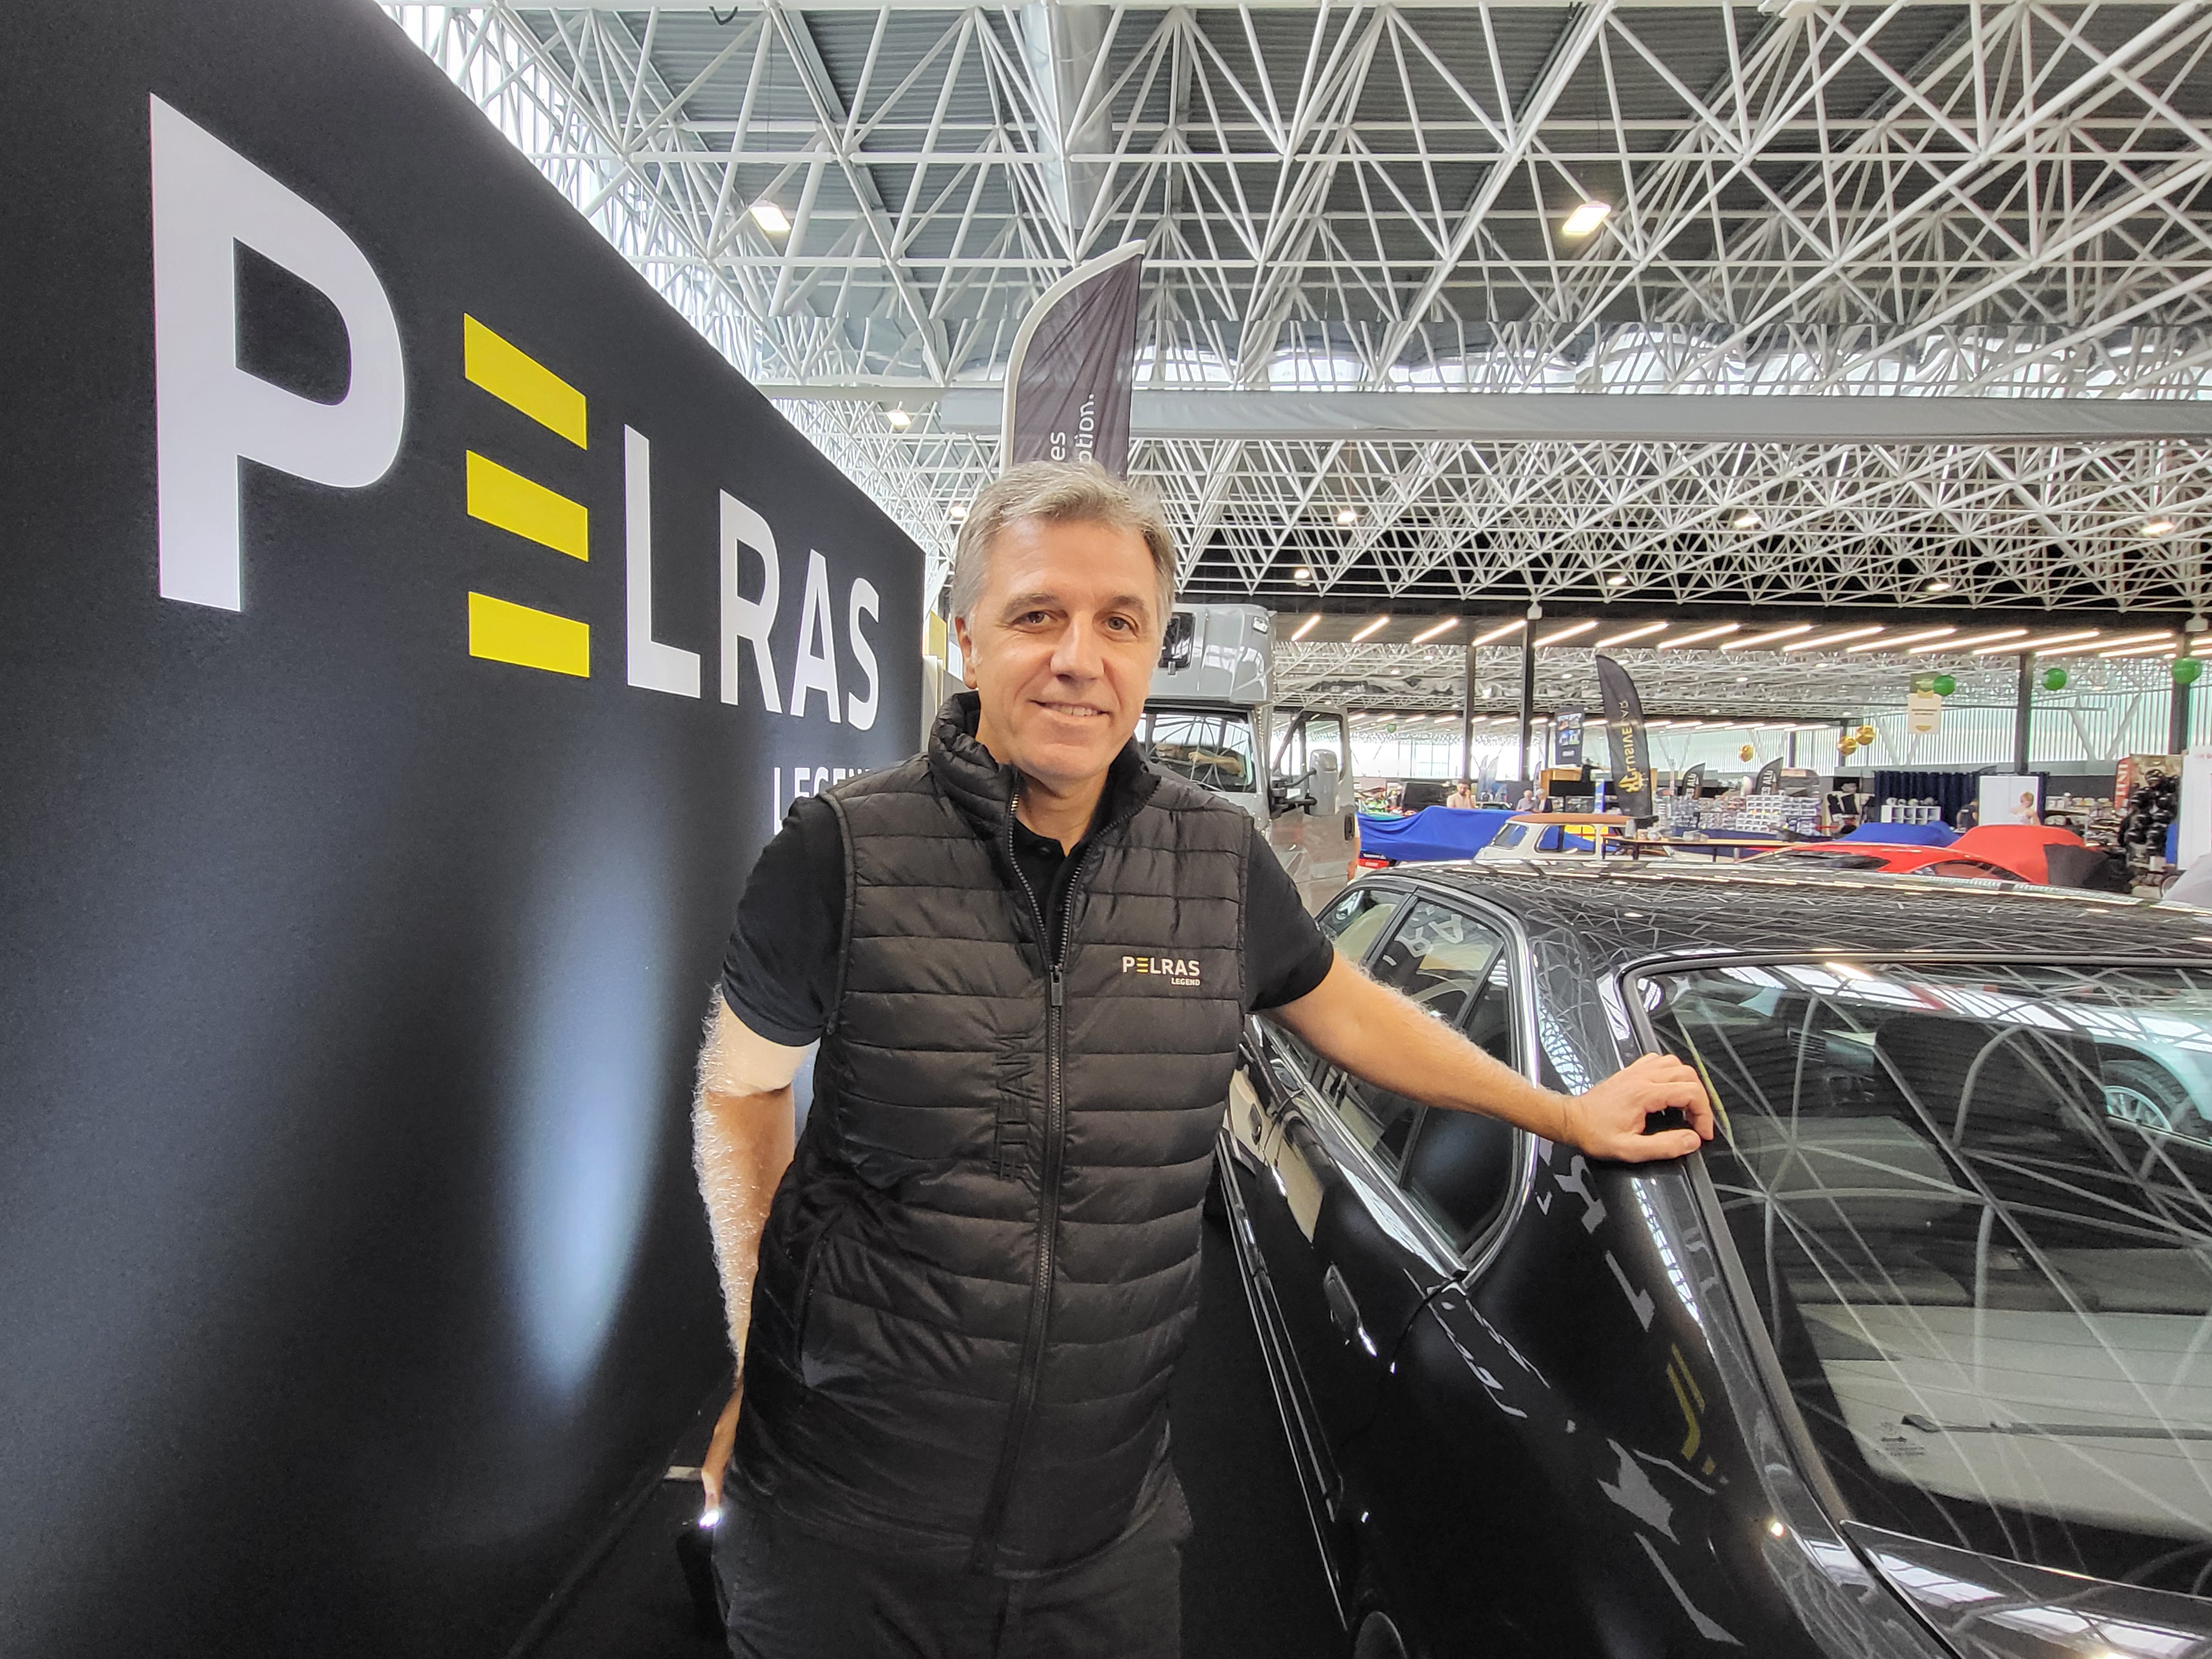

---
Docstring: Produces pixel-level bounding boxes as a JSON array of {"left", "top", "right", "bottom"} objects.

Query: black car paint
[{"left": 1224, "top": 863, "right": 2212, "bottom": 1659}]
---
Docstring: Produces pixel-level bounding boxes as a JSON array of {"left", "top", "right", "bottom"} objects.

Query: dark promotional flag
[
  {"left": 1681, "top": 761, "right": 1706, "bottom": 797},
  {"left": 1594, "top": 654, "right": 1655, "bottom": 822},
  {"left": 1001, "top": 241, "right": 1144, "bottom": 477},
  {"left": 1752, "top": 758, "right": 1783, "bottom": 795}
]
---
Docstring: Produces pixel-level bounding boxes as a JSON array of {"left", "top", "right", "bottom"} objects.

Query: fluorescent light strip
[
  {"left": 1411, "top": 617, "right": 1460, "bottom": 644},
  {"left": 1351, "top": 616, "right": 1389, "bottom": 642},
  {"left": 1849, "top": 625, "right": 1954, "bottom": 654},
  {"left": 1978, "top": 628, "right": 2099, "bottom": 656},
  {"left": 1291, "top": 613, "right": 1321, "bottom": 641},
  {"left": 1536, "top": 619, "right": 1597, "bottom": 646},
  {"left": 1594, "top": 620, "right": 1668, "bottom": 649},
  {"left": 1781, "top": 625, "right": 1884, "bottom": 653},
  {"left": 1472, "top": 618, "right": 1526, "bottom": 646},
  {"left": 1908, "top": 627, "right": 2021, "bottom": 655},
  {"left": 1655, "top": 622, "right": 1741, "bottom": 650},
  {"left": 1719, "top": 623, "right": 1812, "bottom": 652}
]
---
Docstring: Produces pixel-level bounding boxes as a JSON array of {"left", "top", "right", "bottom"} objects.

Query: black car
[{"left": 1222, "top": 861, "right": 2212, "bottom": 1659}]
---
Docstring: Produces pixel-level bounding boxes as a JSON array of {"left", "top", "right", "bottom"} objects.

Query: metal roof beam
[{"left": 922, "top": 389, "right": 2212, "bottom": 442}]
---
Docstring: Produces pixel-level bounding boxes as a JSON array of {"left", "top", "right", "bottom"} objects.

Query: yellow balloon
[
  {"left": 1739, "top": 744, "right": 1755, "bottom": 761},
  {"left": 1856, "top": 724, "right": 1876, "bottom": 744},
  {"left": 1840, "top": 737, "right": 1858, "bottom": 754}
]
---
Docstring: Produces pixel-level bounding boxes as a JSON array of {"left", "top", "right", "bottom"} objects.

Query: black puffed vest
[{"left": 732, "top": 693, "right": 1250, "bottom": 1574}]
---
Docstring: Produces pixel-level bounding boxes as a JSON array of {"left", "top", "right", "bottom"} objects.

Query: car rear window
[{"left": 1643, "top": 960, "right": 2212, "bottom": 1592}]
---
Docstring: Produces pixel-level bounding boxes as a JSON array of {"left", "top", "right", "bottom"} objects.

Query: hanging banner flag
[
  {"left": 1001, "top": 241, "right": 1144, "bottom": 477},
  {"left": 1680, "top": 762, "right": 1707, "bottom": 798},
  {"left": 1594, "top": 654, "right": 1655, "bottom": 822},
  {"left": 1752, "top": 758, "right": 1783, "bottom": 795}
]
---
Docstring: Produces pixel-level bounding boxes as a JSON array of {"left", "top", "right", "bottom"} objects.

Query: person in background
[
  {"left": 1515, "top": 787, "right": 1537, "bottom": 811},
  {"left": 1446, "top": 780, "right": 1475, "bottom": 810},
  {"left": 1954, "top": 799, "right": 1979, "bottom": 831}
]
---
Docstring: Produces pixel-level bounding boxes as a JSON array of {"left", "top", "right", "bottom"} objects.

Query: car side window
[
  {"left": 1271, "top": 886, "right": 1406, "bottom": 1074},
  {"left": 1327, "top": 901, "right": 1506, "bottom": 1177},
  {"left": 1316, "top": 885, "right": 1403, "bottom": 964}
]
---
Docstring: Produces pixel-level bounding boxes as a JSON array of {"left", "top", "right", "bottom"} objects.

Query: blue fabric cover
[
  {"left": 1840, "top": 822, "right": 1958, "bottom": 848},
  {"left": 1357, "top": 806, "right": 1516, "bottom": 861}
]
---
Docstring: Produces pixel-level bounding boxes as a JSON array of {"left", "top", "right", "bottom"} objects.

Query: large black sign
[{"left": 0, "top": 4, "right": 921, "bottom": 1656}]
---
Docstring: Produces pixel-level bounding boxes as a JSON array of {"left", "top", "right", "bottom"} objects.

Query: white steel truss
[
  {"left": 389, "top": 2, "right": 2212, "bottom": 609},
  {"left": 1276, "top": 635, "right": 2180, "bottom": 718}
]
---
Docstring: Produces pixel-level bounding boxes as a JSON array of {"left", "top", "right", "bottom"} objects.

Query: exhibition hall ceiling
[{"left": 394, "top": 1, "right": 2212, "bottom": 616}]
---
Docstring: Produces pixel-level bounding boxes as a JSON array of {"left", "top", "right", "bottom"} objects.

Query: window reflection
[{"left": 1648, "top": 962, "right": 2212, "bottom": 1592}]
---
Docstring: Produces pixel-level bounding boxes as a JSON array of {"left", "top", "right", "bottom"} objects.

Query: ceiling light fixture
[
  {"left": 1292, "top": 566, "right": 1313, "bottom": 584},
  {"left": 885, "top": 405, "right": 912, "bottom": 430},
  {"left": 1291, "top": 613, "right": 1322, "bottom": 641},
  {"left": 1656, "top": 622, "right": 1743, "bottom": 650},
  {"left": 1781, "top": 625, "right": 1884, "bottom": 653},
  {"left": 1731, "top": 510, "right": 1765, "bottom": 531},
  {"left": 1561, "top": 200, "right": 1612, "bottom": 238},
  {"left": 1352, "top": 615, "right": 1390, "bottom": 643},
  {"left": 1606, "top": 572, "right": 1630, "bottom": 588},
  {"left": 1848, "top": 625, "right": 1955, "bottom": 654},
  {"left": 2143, "top": 517, "right": 2179, "bottom": 536},
  {"left": 1924, "top": 579, "right": 1953, "bottom": 593},
  {"left": 1536, "top": 619, "right": 1598, "bottom": 646},
  {"left": 2094, "top": 629, "right": 2182, "bottom": 651},
  {"left": 1337, "top": 507, "right": 1360, "bottom": 526},
  {"left": 1472, "top": 618, "right": 1527, "bottom": 646},
  {"left": 749, "top": 199, "right": 791, "bottom": 236},
  {"left": 1976, "top": 628, "right": 2096, "bottom": 655},
  {"left": 947, "top": 501, "right": 968, "bottom": 523},
  {"left": 1911, "top": 627, "right": 2021, "bottom": 655},
  {"left": 1594, "top": 620, "right": 1668, "bottom": 649},
  {"left": 1719, "top": 623, "right": 1813, "bottom": 651},
  {"left": 1412, "top": 617, "right": 1461, "bottom": 644}
]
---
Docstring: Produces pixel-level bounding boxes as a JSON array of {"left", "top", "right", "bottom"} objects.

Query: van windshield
[
  {"left": 1646, "top": 961, "right": 2212, "bottom": 1592},
  {"left": 1138, "top": 708, "right": 1255, "bottom": 794}
]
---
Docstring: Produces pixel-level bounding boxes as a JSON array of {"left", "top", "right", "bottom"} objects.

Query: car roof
[{"left": 1364, "top": 861, "right": 2212, "bottom": 971}]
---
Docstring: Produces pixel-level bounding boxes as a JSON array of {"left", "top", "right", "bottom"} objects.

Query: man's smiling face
[{"left": 953, "top": 515, "right": 1162, "bottom": 795}]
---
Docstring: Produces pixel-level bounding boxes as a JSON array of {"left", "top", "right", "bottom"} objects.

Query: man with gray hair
[{"left": 694, "top": 459, "right": 1710, "bottom": 1657}]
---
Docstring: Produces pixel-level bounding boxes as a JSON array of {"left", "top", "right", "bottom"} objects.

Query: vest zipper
[{"left": 971, "top": 800, "right": 1091, "bottom": 1571}]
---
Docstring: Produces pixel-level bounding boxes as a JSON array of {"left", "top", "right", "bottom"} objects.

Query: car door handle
[{"left": 1323, "top": 1264, "right": 1374, "bottom": 1354}]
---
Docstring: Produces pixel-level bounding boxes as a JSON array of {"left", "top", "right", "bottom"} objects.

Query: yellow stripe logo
[
  {"left": 466, "top": 451, "right": 588, "bottom": 561},
  {"left": 468, "top": 592, "right": 589, "bottom": 679},
  {"left": 463, "top": 315, "right": 587, "bottom": 447}
]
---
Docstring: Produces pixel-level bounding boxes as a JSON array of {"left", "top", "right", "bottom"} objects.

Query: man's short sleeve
[
  {"left": 721, "top": 794, "right": 845, "bottom": 1045},
  {"left": 1242, "top": 818, "right": 1338, "bottom": 1011}
]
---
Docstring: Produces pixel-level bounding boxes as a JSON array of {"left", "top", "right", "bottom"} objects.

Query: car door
[{"left": 1263, "top": 898, "right": 1528, "bottom": 1451}]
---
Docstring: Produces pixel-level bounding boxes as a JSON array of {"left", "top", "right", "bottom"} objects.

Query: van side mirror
[{"left": 1310, "top": 752, "right": 1340, "bottom": 816}]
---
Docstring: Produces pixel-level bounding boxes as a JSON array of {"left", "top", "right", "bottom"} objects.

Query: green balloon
[
  {"left": 2042, "top": 667, "right": 2069, "bottom": 692},
  {"left": 2177, "top": 657, "right": 2204, "bottom": 686},
  {"left": 1931, "top": 673, "right": 1957, "bottom": 697}
]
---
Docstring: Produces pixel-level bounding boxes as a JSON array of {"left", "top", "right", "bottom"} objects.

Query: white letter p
[{"left": 150, "top": 96, "right": 405, "bottom": 611}]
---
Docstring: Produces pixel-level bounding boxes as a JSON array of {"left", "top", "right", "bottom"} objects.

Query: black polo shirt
[{"left": 723, "top": 789, "right": 1336, "bottom": 1046}]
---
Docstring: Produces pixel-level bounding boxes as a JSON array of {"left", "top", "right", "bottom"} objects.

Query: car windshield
[
  {"left": 1645, "top": 960, "right": 2212, "bottom": 1592},
  {"left": 1138, "top": 708, "right": 1255, "bottom": 793}
]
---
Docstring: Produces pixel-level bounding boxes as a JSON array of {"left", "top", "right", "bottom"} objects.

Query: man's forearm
[
  {"left": 692, "top": 1083, "right": 797, "bottom": 1366},
  {"left": 1270, "top": 955, "right": 1569, "bottom": 1140}
]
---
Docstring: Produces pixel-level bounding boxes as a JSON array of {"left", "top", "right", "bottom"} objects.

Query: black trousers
[{"left": 712, "top": 1478, "right": 1187, "bottom": 1659}]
